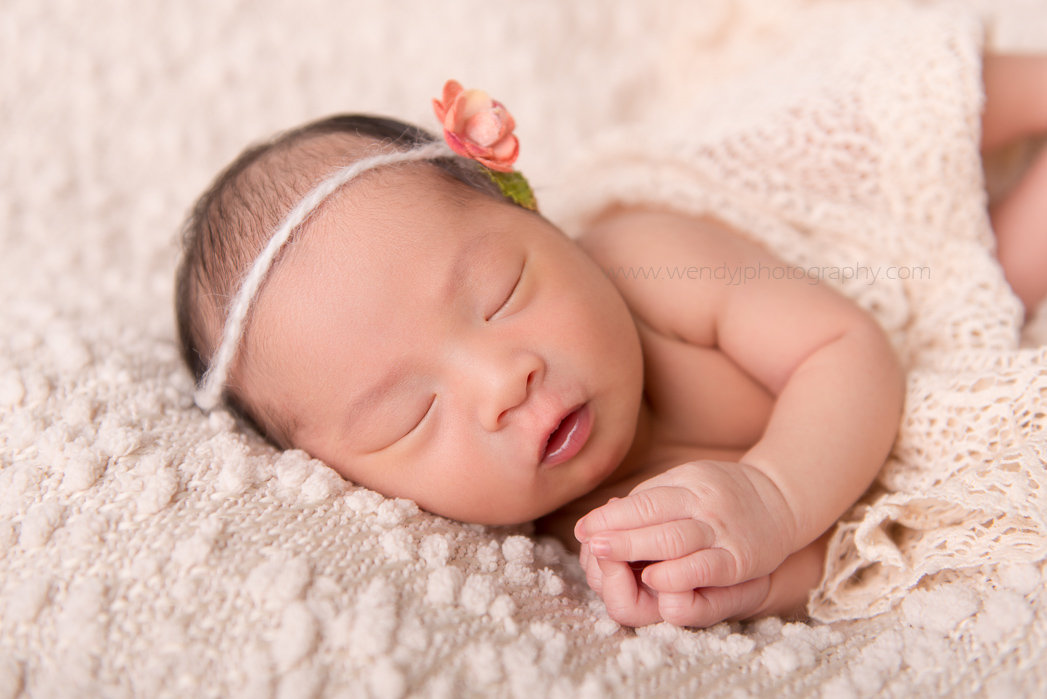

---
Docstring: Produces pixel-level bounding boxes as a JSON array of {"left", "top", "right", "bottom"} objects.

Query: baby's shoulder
[
  {"left": 576, "top": 206, "right": 761, "bottom": 274},
  {"left": 575, "top": 207, "right": 758, "bottom": 344}
]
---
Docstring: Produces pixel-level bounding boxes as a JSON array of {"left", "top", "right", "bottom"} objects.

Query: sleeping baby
[{"left": 175, "top": 54, "right": 1047, "bottom": 628}]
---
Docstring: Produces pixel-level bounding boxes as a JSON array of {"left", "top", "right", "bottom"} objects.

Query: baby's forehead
[
  {"left": 298, "top": 164, "right": 489, "bottom": 253},
  {"left": 310, "top": 177, "right": 492, "bottom": 273}
]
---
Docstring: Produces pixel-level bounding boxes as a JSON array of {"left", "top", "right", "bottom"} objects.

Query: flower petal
[
  {"left": 464, "top": 112, "right": 502, "bottom": 147},
  {"left": 432, "top": 98, "right": 447, "bottom": 124},
  {"left": 433, "top": 80, "right": 463, "bottom": 125},
  {"left": 459, "top": 89, "right": 492, "bottom": 121},
  {"left": 477, "top": 155, "right": 515, "bottom": 173},
  {"left": 491, "top": 102, "right": 515, "bottom": 134},
  {"left": 441, "top": 80, "right": 463, "bottom": 108},
  {"left": 491, "top": 135, "right": 519, "bottom": 163},
  {"left": 441, "top": 130, "right": 472, "bottom": 160}
]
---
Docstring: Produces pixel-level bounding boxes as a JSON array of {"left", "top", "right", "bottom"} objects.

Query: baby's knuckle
[
  {"left": 658, "top": 605, "right": 688, "bottom": 627},
  {"left": 631, "top": 492, "right": 661, "bottom": 521},
  {"left": 683, "top": 556, "right": 712, "bottom": 587},
  {"left": 604, "top": 602, "right": 637, "bottom": 626},
  {"left": 586, "top": 569, "right": 601, "bottom": 592},
  {"left": 583, "top": 561, "right": 603, "bottom": 591},
  {"left": 659, "top": 595, "right": 701, "bottom": 627},
  {"left": 732, "top": 547, "right": 755, "bottom": 578},
  {"left": 586, "top": 511, "right": 609, "bottom": 532},
  {"left": 656, "top": 525, "right": 688, "bottom": 558},
  {"left": 610, "top": 534, "right": 631, "bottom": 560}
]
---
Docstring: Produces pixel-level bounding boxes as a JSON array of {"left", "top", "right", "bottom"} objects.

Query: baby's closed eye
[
  {"left": 361, "top": 392, "right": 437, "bottom": 454},
  {"left": 486, "top": 259, "right": 526, "bottom": 321},
  {"left": 395, "top": 394, "right": 436, "bottom": 445}
]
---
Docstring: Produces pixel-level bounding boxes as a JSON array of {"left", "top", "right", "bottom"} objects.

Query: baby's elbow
[
  {"left": 862, "top": 315, "right": 903, "bottom": 374},
  {"left": 849, "top": 316, "right": 906, "bottom": 417}
]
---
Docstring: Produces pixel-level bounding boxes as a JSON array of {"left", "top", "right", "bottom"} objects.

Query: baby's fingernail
[
  {"left": 590, "top": 538, "right": 611, "bottom": 558},
  {"left": 574, "top": 521, "right": 589, "bottom": 542}
]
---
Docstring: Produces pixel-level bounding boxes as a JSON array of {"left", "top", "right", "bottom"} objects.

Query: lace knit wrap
[{"left": 555, "top": 2, "right": 1046, "bottom": 622}]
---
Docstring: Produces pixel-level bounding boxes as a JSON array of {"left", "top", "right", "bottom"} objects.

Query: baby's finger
[
  {"left": 656, "top": 576, "right": 771, "bottom": 628},
  {"left": 575, "top": 487, "right": 694, "bottom": 541},
  {"left": 640, "top": 547, "right": 741, "bottom": 592},
  {"left": 588, "top": 519, "right": 714, "bottom": 563},
  {"left": 596, "top": 557, "right": 661, "bottom": 627},
  {"left": 580, "top": 542, "right": 603, "bottom": 594}
]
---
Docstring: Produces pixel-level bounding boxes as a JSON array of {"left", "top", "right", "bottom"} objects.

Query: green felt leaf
[{"left": 486, "top": 169, "right": 538, "bottom": 211}]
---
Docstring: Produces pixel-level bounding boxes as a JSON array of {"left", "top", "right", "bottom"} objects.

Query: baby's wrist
[{"left": 735, "top": 459, "right": 803, "bottom": 554}]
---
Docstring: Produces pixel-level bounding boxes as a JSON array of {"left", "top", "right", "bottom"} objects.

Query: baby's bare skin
[
  {"left": 217, "top": 53, "right": 1047, "bottom": 630},
  {"left": 983, "top": 54, "right": 1047, "bottom": 315},
  {"left": 537, "top": 210, "right": 904, "bottom": 626}
]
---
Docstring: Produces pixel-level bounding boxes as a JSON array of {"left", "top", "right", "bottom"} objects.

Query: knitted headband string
[{"left": 193, "top": 140, "right": 454, "bottom": 412}]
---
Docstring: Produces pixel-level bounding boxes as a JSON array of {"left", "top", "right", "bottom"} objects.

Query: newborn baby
[{"left": 176, "top": 57, "right": 1047, "bottom": 626}]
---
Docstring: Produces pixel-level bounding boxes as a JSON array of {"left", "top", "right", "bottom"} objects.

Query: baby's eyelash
[
  {"left": 403, "top": 395, "right": 436, "bottom": 439},
  {"left": 488, "top": 261, "right": 525, "bottom": 321}
]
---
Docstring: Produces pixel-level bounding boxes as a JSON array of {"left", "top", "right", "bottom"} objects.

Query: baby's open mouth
[{"left": 541, "top": 403, "right": 592, "bottom": 467}]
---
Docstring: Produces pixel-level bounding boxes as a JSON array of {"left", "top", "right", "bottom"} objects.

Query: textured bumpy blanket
[{"left": 2, "top": 0, "right": 1047, "bottom": 697}]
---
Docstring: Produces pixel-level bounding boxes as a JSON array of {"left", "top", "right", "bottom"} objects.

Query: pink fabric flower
[{"left": 432, "top": 80, "right": 519, "bottom": 172}]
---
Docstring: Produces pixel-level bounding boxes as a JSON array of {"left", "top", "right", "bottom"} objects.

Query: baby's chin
[{"left": 423, "top": 489, "right": 580, "bottom": 527}]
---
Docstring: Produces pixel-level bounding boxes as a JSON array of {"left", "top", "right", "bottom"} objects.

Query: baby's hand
[{"left": 575, "top": 460, "right": 797, "bottom": 627}]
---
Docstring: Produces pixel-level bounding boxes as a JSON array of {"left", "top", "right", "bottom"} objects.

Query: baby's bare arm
[
  {"left": 581, "top": 211, "right": 905, "bottom": 554},
  {"left": 734, "top": 311, "right": 903, "bottom": 550},
  {"left": 720, "top": 258, "right": 904, "bottom": 551}
]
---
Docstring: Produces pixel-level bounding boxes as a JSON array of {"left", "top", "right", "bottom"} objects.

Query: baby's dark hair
[{"left": 175, "top": 114, "right": 508, "bottom": 445}]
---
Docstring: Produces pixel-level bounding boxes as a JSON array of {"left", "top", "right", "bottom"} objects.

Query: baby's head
[{"left": 176, "top": 108, "right": 645, "bottom": 525}]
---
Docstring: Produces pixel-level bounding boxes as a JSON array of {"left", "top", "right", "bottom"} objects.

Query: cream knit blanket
[{"left": 2, "top": 1, "right": 1046, "bottom": 697}]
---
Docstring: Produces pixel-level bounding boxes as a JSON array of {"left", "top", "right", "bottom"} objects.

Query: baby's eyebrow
[
  {"left": 343, "top": 364, "right": 410, "bottom": 429},
  {"left": 439, "top": 230, "right": 496, "bottom": 304}
]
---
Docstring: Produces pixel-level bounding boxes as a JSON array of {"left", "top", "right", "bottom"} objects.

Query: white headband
[{"left": 193, "top": 140, "right": 454, "bottom": 411}]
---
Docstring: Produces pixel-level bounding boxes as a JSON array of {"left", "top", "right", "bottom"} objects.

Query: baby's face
[{"left": 240, "top": 166, "right": 644, "bottom": 524}]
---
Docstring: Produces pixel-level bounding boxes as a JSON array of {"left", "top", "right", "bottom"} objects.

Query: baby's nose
[{"left": 471, "top": 350, "right": 544, "bottom": 432}]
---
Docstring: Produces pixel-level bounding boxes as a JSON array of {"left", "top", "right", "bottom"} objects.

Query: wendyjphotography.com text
[{"left": 603, "top": 261, "right": 931, "bottom": 286}]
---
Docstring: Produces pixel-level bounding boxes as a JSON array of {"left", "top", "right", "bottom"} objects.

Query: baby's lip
[{"left": 539, "top": 403, "right": 592, "bottom": 467}]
